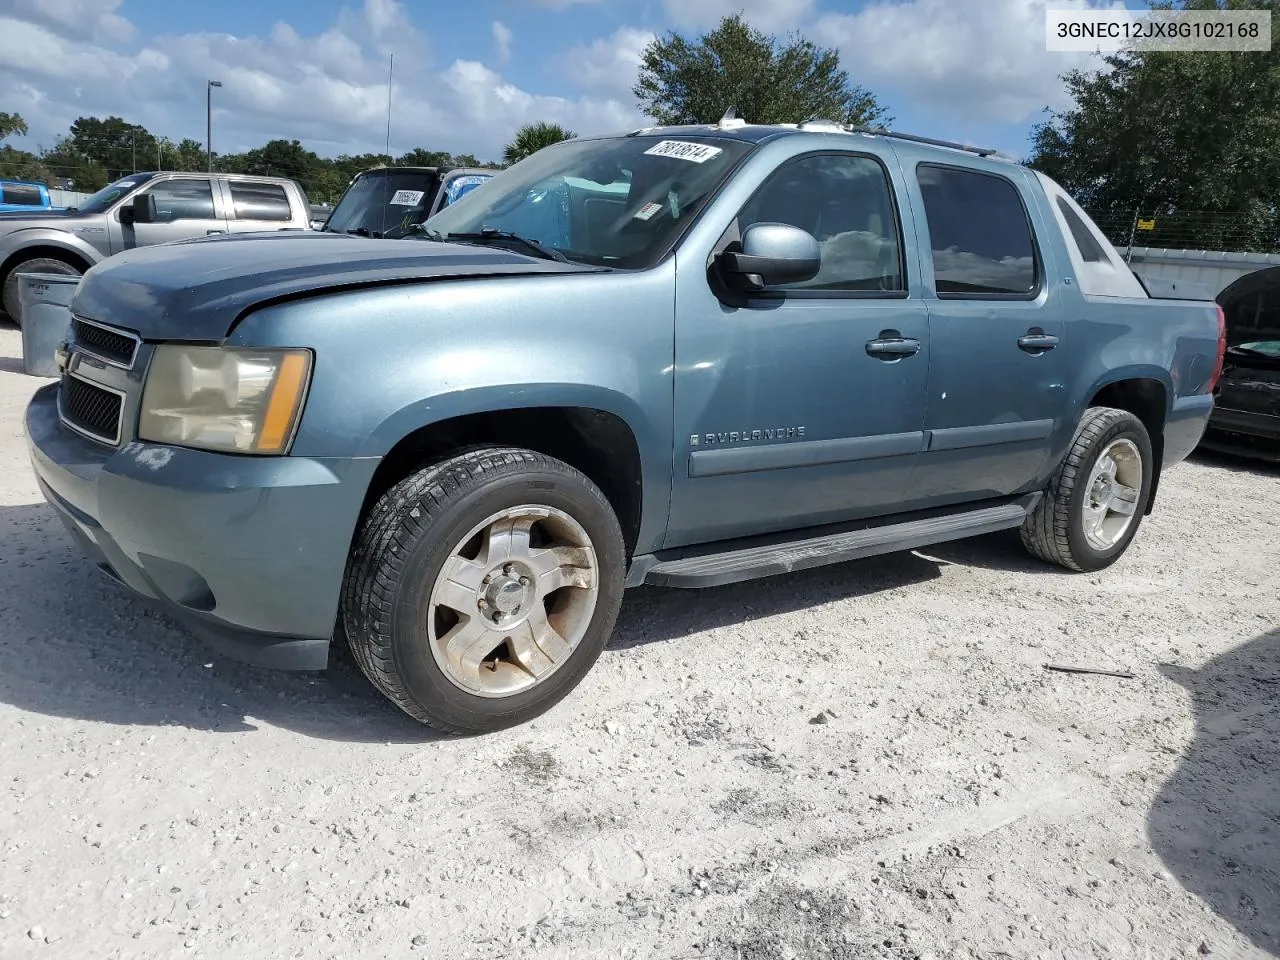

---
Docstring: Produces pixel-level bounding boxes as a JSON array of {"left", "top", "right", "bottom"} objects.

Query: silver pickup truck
[{"left": 0, "top": 171, "right": 311, "bottom": 325}]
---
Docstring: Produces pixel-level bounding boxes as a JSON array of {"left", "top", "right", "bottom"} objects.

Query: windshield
[
  {"left": 423, "top": 134, "right": 754, "bottom": 268},
  {"left": 324, "top": 170, "right": 445, "bottom": 239},
  {"left": 74, "top": 174, "right": 157, "bottom": 215}
]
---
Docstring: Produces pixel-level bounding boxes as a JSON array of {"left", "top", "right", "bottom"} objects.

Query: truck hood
[{"left": 72, "top": 231, "right": 603, "bottom": 341}]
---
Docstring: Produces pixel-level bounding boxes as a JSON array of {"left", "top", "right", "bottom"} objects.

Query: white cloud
[
  {"left": 0, "top": 0, "right": 643, "bottom": 162},
  {"left": 492, "top": 20, "right": 513, "bottom": 64},
  {"left": 5, "top": 0, "right": 135, "bottom": 43},
  {"left": 818, "top": 0, "right": 1120, "bottom": 125},
  {"left": 661, "top": 0, "right": 813, "bottom": 31},
  {"left": 563, "top": 27, "right": 654, "bottom": 100}
]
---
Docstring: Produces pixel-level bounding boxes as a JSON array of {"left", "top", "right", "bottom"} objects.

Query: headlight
[{"left": 139, "top": 346, "right": 312, "bottom": 454}]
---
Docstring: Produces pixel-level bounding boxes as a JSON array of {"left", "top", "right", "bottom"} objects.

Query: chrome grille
[
  {"left": 60, "top": 374, "right": 124, "bottom": 445},
  {"left": 72, "top": 317, "right": 139, "bottom": 369}
]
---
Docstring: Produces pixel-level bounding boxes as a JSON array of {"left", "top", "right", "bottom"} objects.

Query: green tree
[
  {"left": 0, "top": 112, "right": 29, "bottom": 142},
  {"left": 502, "top": 122, "right": 575, "bottom": 164},
  {"left": 0, "top": 111, "right": 51, "bottom": 183},
  {"left": 634, "top": 13, "right": 890, "bottom": 127},
  {"left": 396, "top": 148, "right": 453, "bottom": 167},
  {"left": 1029, "top": 0, "right": 1280, "bottom": 241}
]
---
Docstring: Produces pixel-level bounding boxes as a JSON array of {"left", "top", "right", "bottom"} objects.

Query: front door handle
[
  {"left": 1018, "top": 330, "right": 1059, "bottom": 352},
  {"left": 865, "top": 332, "right": 921, "bottom": 360}
]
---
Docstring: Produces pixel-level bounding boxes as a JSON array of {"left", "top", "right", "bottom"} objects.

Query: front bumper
[{"left": 25, "top": 382, "right": 380, "bottom": 669}]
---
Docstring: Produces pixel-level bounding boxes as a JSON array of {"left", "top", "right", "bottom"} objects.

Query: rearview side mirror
[
  {"left": 120, "top": 193, "right": 156, "bottom": 225},
  {"left": 719, "top": 222, "right": 820, "bottom": 292}
]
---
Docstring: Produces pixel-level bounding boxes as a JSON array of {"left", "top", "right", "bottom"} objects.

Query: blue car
[
  {"left": 0, "top": 178, "right": 53, "bottom": 213},
  {"left": 25, "top": 118, "right": 1224, "bottom": 733}
]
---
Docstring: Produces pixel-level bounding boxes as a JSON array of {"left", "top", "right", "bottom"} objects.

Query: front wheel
[
  {"left": 341, "top": 447, "right": 626, "bottom": 734},
  {"left": 1021, "top": 406, "right": 1154, "bottom": 572}
]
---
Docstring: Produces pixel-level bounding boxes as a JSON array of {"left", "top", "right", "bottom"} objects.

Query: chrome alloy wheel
[
  {"left": 426, "top": 505, "right": 599, "bottom": 698},
  {"left": 1081, "top": 438, "right": 1143, "bottom": 551}
]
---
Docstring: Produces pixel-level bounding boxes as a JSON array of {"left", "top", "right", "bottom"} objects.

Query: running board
[{"left": 636, "top": 500, "right": 1034, "bottom": 589}]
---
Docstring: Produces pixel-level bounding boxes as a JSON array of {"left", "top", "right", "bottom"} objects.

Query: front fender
[
  {"left": 228, "top": 269, "right": 678, "bottom": 552},
  {"left": 0, "top": 227, "right": 103, "bottom": 268}
]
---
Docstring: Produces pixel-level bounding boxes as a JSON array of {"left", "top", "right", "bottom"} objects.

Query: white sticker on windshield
[
  {"left": 642, "top": 140, "right": 724, "bottom": 163},
  {"left": 389, "top": 189, "right": 425, "bottom": 206},
  {"left": 634, "top": 202, "right": 662, "bottom": 221}
]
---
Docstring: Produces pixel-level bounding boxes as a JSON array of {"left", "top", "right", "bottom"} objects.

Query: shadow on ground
[
  {"left": 0, "top": 501, "right": 949, "bottom": 741},
  {"left": 1151, "top": 628, "right": 1280, "bottom": 956}
]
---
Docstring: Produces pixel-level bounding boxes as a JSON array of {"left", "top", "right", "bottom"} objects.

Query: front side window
[
  {"left": 423, "top": 135, "right": 754, "bottom": 268},
  {"left": 229, "top": 182, "right": 291, "bottom": 221},
  {"left": 736, "top": 153, "right": 904, "bottom": 292},
  {"left": 917, "top": 164, "right": 1038, "bottom": 297},
  {"left": 142, "top": 178, "right": 216, "bottom": 222}
]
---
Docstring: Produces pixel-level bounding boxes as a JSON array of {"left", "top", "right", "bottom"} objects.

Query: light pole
[{"left": 206, "top": 80, "right": 222, "bottom": 172}]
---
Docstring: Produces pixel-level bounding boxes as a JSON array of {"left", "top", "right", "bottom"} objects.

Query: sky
[{"left": 0, "top": 0, "right": 1143, "bottom": 166}]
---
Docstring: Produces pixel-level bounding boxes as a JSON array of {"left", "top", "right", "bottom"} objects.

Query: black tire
[
  {"left": 341, "top": 446, "right": 626, "bottom": 734},
  {"left": 1020, "top": 406, "right": 1154, "bottom": 572},
  {"left": 1, "top": 255, "right": 84, "bottom": 327}
]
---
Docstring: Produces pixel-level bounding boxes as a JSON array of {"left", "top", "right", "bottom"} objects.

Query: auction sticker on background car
[
  {"left": 390, "top": 190, "right": 425, "bottom": 205},
  {"left": 642, "top": 140, "right": 724, "bottom": 162}
]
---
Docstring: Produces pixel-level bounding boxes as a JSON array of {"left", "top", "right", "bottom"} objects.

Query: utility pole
[
  {"left": 131, "top": 129, "right": 136, "bottom": 174},
  {"left": 385, "top": 53, "right": 394, "bottom": 162},
  {"left": 207, "top": 79, "right": 222, "bottom": 172}
]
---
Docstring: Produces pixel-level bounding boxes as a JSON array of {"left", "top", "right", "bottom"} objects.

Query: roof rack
[{"left": 845, "top": 125, "right": 999, "bottom": 157}]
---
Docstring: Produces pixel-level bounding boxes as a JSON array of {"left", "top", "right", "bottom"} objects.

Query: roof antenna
[{"left": 720, "top": 105, "right": 738, "bottom": 122}]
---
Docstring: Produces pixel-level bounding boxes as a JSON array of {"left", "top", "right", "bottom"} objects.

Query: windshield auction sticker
[
  {"left": 643, "top": 140, "right": 724, "bottom": 163},
  {"left": 389, "top": 189, "right": 426, "bottom": 206}
]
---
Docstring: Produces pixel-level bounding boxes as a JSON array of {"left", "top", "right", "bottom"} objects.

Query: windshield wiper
[
  {"left": 445, "top": 228, "right": 569, "bottom": 263},
  {"left": 345, "top": 226, "right": 382, "bottom": 238}
]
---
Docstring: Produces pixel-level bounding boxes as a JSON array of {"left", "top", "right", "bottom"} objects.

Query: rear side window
[
  {"left": 917, "top": 164, "right": 1038, "bottom": 297},
  {"left": 2, "top": 184, "right": 42, "bottom": 205},
  {"left": 1056, "top": 196, "right": 1107, "bottom": 263},
  {"left": 229, "top": 181, "right": 292, "bottom": 221}
]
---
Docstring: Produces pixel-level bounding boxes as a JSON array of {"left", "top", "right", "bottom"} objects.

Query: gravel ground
[{"left": 0, "top": 323, "right": 1277, "bottom": 960}]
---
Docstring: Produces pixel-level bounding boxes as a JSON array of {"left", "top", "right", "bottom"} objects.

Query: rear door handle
[
  {"left": 865, "top": 333, "right": 921, "bottom": 359},
  {"left": 207, "top": 229, "right": 224, "bottom": 235},
  {"left": 1017, "top": 331, "right": 1059, "bottom": 352}
]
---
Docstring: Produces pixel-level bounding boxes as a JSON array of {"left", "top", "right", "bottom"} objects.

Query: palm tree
[{"left": 503, "top": 121, "right": 576, "bottom": 165}]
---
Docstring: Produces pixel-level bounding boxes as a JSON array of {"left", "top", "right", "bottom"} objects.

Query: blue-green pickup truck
[{"left": 25, "top": 118, "right": 1224, "bottom": 733}]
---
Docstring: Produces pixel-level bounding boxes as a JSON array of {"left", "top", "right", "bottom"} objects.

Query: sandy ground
[{"left": 0, "top": 323, "right": 1277, "bottom": 960}]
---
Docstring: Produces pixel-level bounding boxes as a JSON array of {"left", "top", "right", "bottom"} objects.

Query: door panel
[
  {"left": 903, "top": 160, "right": 1066, "bottom": 506},
  {"left": 666, "top": 151, "right": 930, "bottom": 548},
  {"left": 126, "top": 177, "right": 226, "bottom": 249}
]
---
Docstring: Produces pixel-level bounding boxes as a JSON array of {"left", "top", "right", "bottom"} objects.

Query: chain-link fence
[{"left": 1085, "top": 208, "right": 1280, "bottom": 255}]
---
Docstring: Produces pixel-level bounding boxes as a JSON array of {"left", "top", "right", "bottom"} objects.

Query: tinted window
[
  {"left": 143, "top": 179, "right": 216, "bottom": 222},
  {"left": 325, "top": 170, "right": 443, "bottom": 238},
  {"left": 737, "top": 153, "right": 902, "bottom": 292},
  {"left": 1056, "top": 197, "right": 1107, "bottom": 263},
  {"left": 917, "top": 164, "right": 1037, "bottom": 296},
  {"left": 2, "top": 184, "right": 42, "bottom": 205},
  {"left": 229, "top": 181, "right": 292, "bottom": 221}
]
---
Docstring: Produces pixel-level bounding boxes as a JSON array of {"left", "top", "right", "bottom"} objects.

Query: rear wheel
[
  {"left": 341, "top": 446, "right": 625, "bottom": 733},
  {"left": 1, "top": 256, "right": 84, "bottom": 327},
  {"left": 1021, "top": 406, "right": 1154, "bottom": 572}
]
